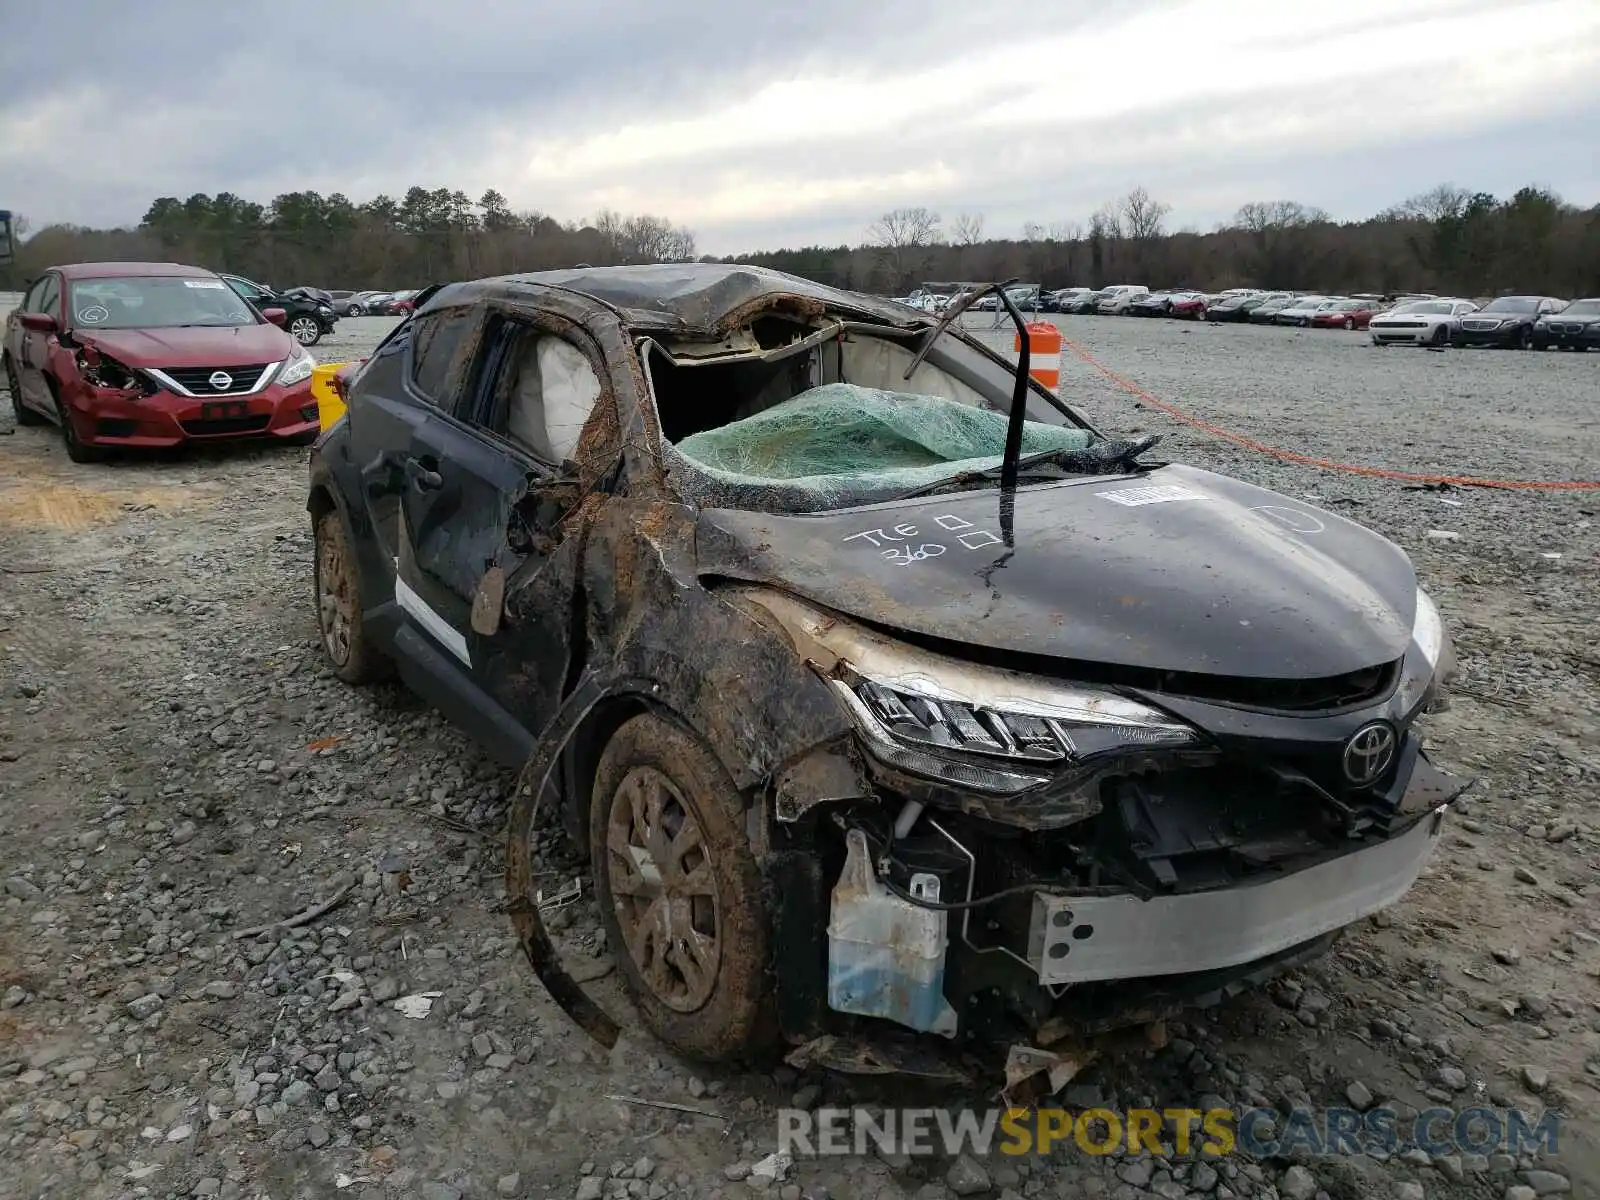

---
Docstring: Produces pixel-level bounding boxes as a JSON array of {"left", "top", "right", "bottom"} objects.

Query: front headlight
[
  {"left": 835, "top": 668, "right": 1197, "bottom": 795},
  {"left": 276, "top": 347, "right": 316, "bottom": 387},
  {"left": 1411, "top": 587, "right": 1442, "bottom": 670},
  {"left": 1396, "top": 586, "right": 1451, "bottom": 713}
]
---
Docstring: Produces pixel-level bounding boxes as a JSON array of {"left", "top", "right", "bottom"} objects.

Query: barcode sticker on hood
[
  {"left": 1095, "top": 484, "right": 1208, "bottom": 506},
  {"left": 183, "top": 280, "right": 228, "bottom": 289}
]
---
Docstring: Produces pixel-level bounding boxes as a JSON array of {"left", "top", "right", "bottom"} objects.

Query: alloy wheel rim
[
  {"left": 605, "top": 765, "right": 721, "bottom": 1012},
  {"left": 292, "top": 318, "right": 319, "bottom": 343},
  {"left": 317, "top": 531, "right": 353, "bottom": 665}
]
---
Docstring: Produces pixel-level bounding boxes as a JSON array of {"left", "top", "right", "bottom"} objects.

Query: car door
[
  {"left": 347, "top": 301, "right": 479, "bottom": 588},
  {"left": 395, "top": 307, "right": 608, "bottom": 740},
  {"left": 6, "top": 276, "right": 46, "bottom": 406},
  {"left": 16, "top": 273, "right": 61, "bottom": 412}
]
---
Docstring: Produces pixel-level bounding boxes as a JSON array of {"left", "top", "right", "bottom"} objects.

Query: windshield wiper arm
[
  {"left": 891, "top": 435, "right": 1165, "bottom": 501},
  {"left": 901, "top": 279, "right": 1019, "bottom": 380}
]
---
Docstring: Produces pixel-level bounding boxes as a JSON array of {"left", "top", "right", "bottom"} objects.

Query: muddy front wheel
[
  {"left": 591, "top": 713, "right": 775, "bottom": 1062},
  {"left": 313, "top": 509, "right": 388, "bottom": 683}
]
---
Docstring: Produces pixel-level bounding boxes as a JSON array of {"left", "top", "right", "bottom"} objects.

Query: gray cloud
[{"left": 1, "top": 0, "right": 1595, "bottom": 253}]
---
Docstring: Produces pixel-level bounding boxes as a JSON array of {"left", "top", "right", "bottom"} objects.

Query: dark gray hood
[{"left": 697, "top": 464, "right": 1417, "bottom": 681}]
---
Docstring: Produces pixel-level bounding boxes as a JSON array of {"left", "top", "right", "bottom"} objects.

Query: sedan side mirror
[
  {"left": 19, "top": 312, "right": 59, "bottom": 333},
  {"left": 262, "top": 307, "right": 287, "bottom": 327}
]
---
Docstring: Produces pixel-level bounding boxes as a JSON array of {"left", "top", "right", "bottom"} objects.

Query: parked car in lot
[
  {"left": 1097, "top": 285, "right": 1150, "bottom": 314},
  {"left": 1454, "top": 296, "right": 1566, "bottom": 349},
  {"left": 1369, "top": 298, "right": 1478, "bottom": 347},
  {"left": 308, "top": 263, "right": 1463, "bottom": 1067},
  {"left": 1062, "top": 289, "right": 1106, "bottom": 314},
  {"left": 1310, "top": 299, "right": 1382, "bottom": 330},
  {"left": 1247, "top": 295, "right": 1303, "bottom": 324},
  {"left": 1533, "top": 298, "right": 1600, "bottom": 350},
  {"left": 1205, "top": 292, "right": 1290, "bottom": 322},
  {"left": 1275, "top": 296, "right": 1338, "bottom": 326},
  {"left": 220, "top": 273, "right": 337, "bottom": 346},
  {"left": 387, "top": 289, "right": 421, "bottom": 315},
  {"left": 1129, "top": 292, "right": 1177, "bottom": 318},
  {"left": 1169, "top": 291, "right": 1209, "bottom": 319},
  {"left": 3, "top": 261, "right": 319, "bottom": 462},
  {"left": 1053, "top": 287, "right": 1095, "bottom": 311}
]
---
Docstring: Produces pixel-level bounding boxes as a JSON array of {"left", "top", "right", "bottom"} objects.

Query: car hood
[
  {"left": 1373, "top": 311, "right": 1450, "bottom": 323},
  {"left": 72, "top": 324, "right": 293, "bottom": 368},
  {"left": 697, "top": 464, "right": 1416, "bottom": 680}
]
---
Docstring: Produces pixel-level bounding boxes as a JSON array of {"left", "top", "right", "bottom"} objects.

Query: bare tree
[
  {"left": 1090, "top": 203, "right": 1124, "bottom": 240},
  {"left": 952, "top": 212, "right": 985, "bottom": 246},
  {"left": 1233, "top": 201, "right": 1328, "bottom": 232},
  {"left": 1119, "top": 187, "right": 1171, "bottom": 241},
  {"left": 866, "top": 207, "right": 943, "bottom": 290},
  {"left": 1392, "top": 184, "right": 1472, "bottom": 223}
]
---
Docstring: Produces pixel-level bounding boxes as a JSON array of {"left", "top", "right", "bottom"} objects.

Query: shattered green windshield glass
[{"left": 673, "top": 384, "right": 1091, "bottom": 503}]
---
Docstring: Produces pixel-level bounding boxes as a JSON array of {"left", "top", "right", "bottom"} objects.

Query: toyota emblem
[
  {"left": 1343, "top": 721, "right": 1397, "bottom": 786},
  {"left": 209, "top": 371, "right": 234, "bottom": 391}
]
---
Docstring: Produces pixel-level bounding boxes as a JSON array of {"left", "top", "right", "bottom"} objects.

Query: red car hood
[{"left": 75, "top": 323, "right": 293, "bottom": 368}]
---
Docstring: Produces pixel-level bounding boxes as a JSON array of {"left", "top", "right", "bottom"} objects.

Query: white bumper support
[{"left": 1027, "top": 807, "right": 1446, "bottom": 985}]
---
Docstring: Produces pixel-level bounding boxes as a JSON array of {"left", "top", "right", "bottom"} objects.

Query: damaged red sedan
[
  {"left": 3, "top": 262, "right": 321, "bottom": 462},
  {"left": 307, "top": 266, "right": 1466, "bottom": 1078}
]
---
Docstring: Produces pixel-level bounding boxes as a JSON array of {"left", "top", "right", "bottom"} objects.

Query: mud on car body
[{"left": 306, "top": 265, "right": 1467, "bottom": 1072}]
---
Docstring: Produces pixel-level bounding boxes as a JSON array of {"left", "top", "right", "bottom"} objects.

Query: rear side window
[
  {"left": 38, "top": 275, "right": 60, "bottom": 317},
  {"left": 410, "top": 306, "right": 477, "bottom": 408},
  {"left": 21, "top": 276, "right": 49, "bottom": 312}
]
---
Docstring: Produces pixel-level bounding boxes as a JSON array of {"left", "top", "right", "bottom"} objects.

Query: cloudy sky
[{"left": 3, "top": 0, "right": 1597, "bottom": 255}]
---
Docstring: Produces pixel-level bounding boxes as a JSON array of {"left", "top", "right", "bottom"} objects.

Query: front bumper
[
  {"left": 68, "top": 379, "right": 319, "bottom": 447},
  {"left": 1535, "top": 324, "right": 1600, "bottom": 348},
  {"left": 1371, "top": 325, "right": 1438, "bottom": 344},
  {"left": 1454, "top": 325, "right": 1520, "bottom": 346},
  {"left": 1027, "top": 805, "right": 1445, "bottom": 984}
]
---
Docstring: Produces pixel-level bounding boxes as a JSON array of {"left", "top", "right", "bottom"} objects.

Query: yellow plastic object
[{"left": 311, "top": 363, "right": 349, "bottom": 429}]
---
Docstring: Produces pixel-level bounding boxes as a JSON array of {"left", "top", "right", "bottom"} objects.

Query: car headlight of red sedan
[{"left": 275, "top": 346, "right": 317, "bottom": 387}]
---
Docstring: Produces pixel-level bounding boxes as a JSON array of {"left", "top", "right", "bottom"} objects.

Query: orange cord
[{"left": 1058, "top": 336, "right": 1600, "bottom": 492}]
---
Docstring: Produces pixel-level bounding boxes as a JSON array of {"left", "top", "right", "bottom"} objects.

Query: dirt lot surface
[{"left": 2, "top": 309, "right": 1597, "bottom": 1200}]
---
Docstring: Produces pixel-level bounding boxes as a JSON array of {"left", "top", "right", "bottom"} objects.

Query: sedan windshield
[
  {"left": 1557, "top": 299, "right": 1600, "bottom": 315},
  {"left": 70, "top": 277, "right": 258, "bottom": 330},
  {"left": 1479, "top": 297, "right": 1540, "bottom": 314}
]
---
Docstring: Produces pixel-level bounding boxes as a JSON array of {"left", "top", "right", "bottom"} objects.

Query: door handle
[{"left": 405, "top": 456, "right": 443, "bottom": 492}]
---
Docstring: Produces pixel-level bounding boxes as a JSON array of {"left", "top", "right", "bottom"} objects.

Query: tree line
[{"left": 4, "top": 182, "right": 1597, "bottom": 300}]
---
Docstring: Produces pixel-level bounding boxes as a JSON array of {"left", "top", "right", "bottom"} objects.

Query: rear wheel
[
  {"left": 4, "top": 356, "right": 45, "bottom": 426},
  {"left": 313, "top": 509, "right": 389, "bottom": 683},
  {"left": 345, "top": 304, "right": 363, "bottom": 317},
  {"left": 590, "top": 713, "right": 775, "bottom": 1063}
]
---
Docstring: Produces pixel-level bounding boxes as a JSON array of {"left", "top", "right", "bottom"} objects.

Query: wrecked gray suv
[{"left": 307, "top": 265, "right": 1465, "bottom": 1072}]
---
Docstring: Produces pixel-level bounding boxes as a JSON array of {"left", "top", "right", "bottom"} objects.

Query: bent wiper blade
[{"left": 891, "top": 435, "right": 1164, "bottom": 501}]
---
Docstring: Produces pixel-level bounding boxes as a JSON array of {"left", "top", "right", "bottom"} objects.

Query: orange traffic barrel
[{"left": 1014, "top": 321, "right": 1062, "bottom": 392}]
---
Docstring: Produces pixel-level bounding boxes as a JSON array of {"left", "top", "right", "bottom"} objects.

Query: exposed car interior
[{"left": 640, "top": 312, "right": 1106, "bottom": 514}]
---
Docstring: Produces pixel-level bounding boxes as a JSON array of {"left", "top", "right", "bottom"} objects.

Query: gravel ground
[{"left": 2, "top": 307, "right": 1597, "bottom": 1200}]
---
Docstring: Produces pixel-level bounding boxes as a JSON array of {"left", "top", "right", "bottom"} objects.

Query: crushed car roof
[{"left": 423, "top": 263, "right": 929, "bottom": 333}]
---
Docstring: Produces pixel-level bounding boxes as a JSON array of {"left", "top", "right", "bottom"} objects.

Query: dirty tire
[
  {"left": 590, "top": 712, "right": 775, "bottom": 1063},
  {"left": 5, "top": 356, "right": 45, "bottom": 425},
  {"left": 312, "top": 508, "right": 389, "bottom": 684},
  {"left": 1516, "top": 326, "right": 1533, "bottom": 350},
  {"left": 1430, "top": 324, "right": 1449, "bottom": 348},
  {"left": 50, "top": 380, "right": 105, "bottom": 463}
]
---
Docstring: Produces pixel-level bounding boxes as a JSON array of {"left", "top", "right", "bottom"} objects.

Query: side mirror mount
[
  {"left": 19, "top": 312, "right": 58, "bottom": 334},
  {"left": 262, "top": 307, "right": 287, "bottom": 327}
]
